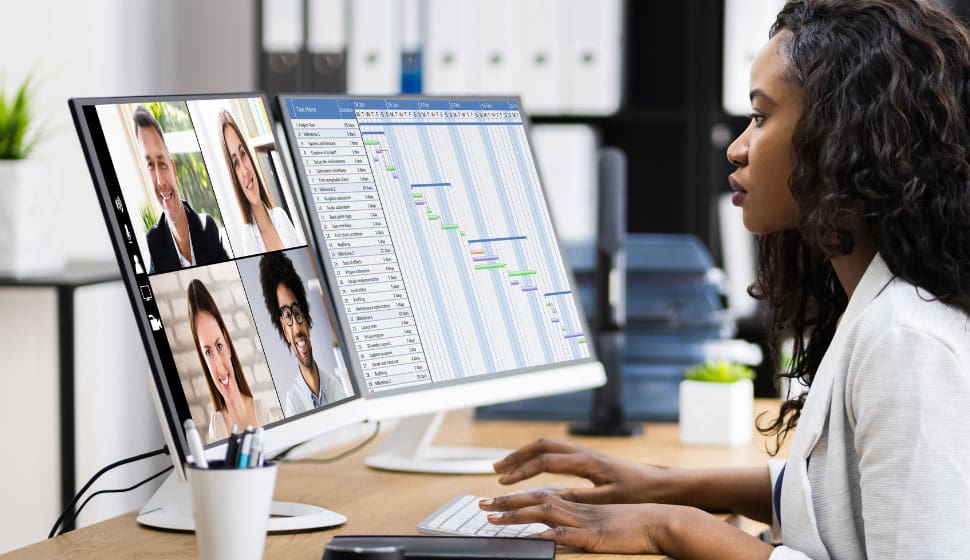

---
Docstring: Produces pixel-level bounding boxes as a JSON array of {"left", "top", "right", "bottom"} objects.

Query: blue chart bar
[
  {"left": 543, "top": 290, "right": 572, "bottom": 297},
  {"left": 411, "top": 182, "right": 452, "bottom": 188},
  {"left": 467, "top": 236, "right": 527, "bottom": 244},
  {"left": 361, "top": 131, "right": 385, "bottom": 135},
  {"left": 522, "top": 286, "right": 538, "bottom": 293},
  {"left": 473, "top": 256, "right": 499, "bottom": 262},
  {"left": 564, "top": 332, "right": 584, "bottom": 339}
]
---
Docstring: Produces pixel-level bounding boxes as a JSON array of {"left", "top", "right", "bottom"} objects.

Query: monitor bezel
[
  {"left": 274, "top": 93, "right": 604, "bottom": 417},
  {"left": 69, "top": 92, "right": 368, "bottom": 480}
]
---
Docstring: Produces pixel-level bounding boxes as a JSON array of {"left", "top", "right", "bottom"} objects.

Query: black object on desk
[
  {"left": 0, "top": 260, "right": 121, "bottom": 531},
  {"left": 325, "top": 535, "right": 556, "bottom": 560}
]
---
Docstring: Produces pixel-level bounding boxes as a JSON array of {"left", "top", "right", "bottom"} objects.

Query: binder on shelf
[
  {"left": 475, "top": 0, "right": 523, "bottom": 97},
  {"left": 530, "top": 124, "right": 599, "bottom": 262},
  {"left": 565, "top": 0, "right": 623, "bottom": 115},
  {"left": 400, "top": 0, "right": 423, "bottom": 93},
  {"left": 260, "top": 0, "right": 306, "bottom": 94},
  {"left": 347, "top": 0, "right": 402, "bottom": 94},
  {"left": 424, "top": 0, "right": 476, "bottom": 94},
  {"left": 307, "top": 0, "right": 348, "bottom": 93},
  {"left": 520, "top": 0, "right": 567, "bottom": 115},
  {"left": 722, "top": 0, "right": 785, "bottom": 115}
]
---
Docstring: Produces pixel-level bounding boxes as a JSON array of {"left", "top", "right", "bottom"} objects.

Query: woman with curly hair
[{"left": 477, "top": 1, "right": 970, "bottom": 558}]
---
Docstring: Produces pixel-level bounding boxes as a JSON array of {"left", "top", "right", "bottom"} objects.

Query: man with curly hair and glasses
[{"left": 260, "top": 251, "right": 348, "bottom": 416}]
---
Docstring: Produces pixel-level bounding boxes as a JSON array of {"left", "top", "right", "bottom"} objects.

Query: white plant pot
[
  {"left": 679, "top": 378, "right": 753, "bottom": 446},
  {"left": 0, "top": 159, "right": 64, "bottom": 276}
]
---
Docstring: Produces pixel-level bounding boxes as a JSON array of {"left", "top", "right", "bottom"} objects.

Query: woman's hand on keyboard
[
  {"left": 491, "top": 438, "right": 676, "bottom": 505},
  {"left": 480, "top": 491, "right": 671, "bottom": 554}
]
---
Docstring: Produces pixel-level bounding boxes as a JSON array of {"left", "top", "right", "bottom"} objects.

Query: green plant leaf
[
  {"left": 684, "top": 360, "right": 755, "bottom": 383},
  {"left": 0, "top": 74, "right": 41, "bottom": 159}
]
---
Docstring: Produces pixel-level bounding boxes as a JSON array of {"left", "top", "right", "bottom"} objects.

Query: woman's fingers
[
  {"left": 480, "top": 487, "right": 561, "bottom": 511},
  {"left": 492, "top": 438, "right": 584, "bottom": 474},
  {"left": 485, "top": 495, "right": 584, "bottom": 528},
  {"left": 496, "top": 449, "right": 597, "bottom": 485}
]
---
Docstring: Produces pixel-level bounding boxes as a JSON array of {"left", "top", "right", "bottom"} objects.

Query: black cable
[
  {"left": 49, "top": 446, "right": 168, "bottom": 539},
  {"left": 62, "top": 465, "right": 174, "bottom": 535},
  {"left": 275, "top": 421, "right": 381, "bottom": 464}
]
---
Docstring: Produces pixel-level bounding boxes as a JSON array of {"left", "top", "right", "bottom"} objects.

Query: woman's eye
[{"left": 750, "top": 113, "right": 765, "bottom": 127}]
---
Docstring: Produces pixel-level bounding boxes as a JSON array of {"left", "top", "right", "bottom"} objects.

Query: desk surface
[{"left": 5, "top": 400, "right": 784, "bottom": 559}]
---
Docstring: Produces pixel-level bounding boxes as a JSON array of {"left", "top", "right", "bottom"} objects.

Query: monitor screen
[
  {"left": 69, "top": 94, "right": 367, "bottom": 473},
  {"left": 276, "top": 95, "right": 603, "bottom": 424}
]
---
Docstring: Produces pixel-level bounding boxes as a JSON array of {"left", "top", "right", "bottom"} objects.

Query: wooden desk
[{"left": 5, "top": 400, "right": 783, "bottom": 559}]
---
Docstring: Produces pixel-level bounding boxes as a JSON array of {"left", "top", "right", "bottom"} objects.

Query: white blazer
[{"left": 769, "top": 254, "right": 970, "bottom": 559}]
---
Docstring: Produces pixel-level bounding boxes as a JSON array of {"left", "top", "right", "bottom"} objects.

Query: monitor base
[
  {"left": 136, "top": 471, "right": 346, "bottom": 532},
  {"left": 365, "top": 412, "right": 510, "bottom": 474}
]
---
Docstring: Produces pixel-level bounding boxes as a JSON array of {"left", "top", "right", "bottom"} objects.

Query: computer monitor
[
  {"left": 276, "top": 95, "right": 606, "bottom": 473},
  {"left": 69, "top": 93, "right": 368, "bottom": 531}
]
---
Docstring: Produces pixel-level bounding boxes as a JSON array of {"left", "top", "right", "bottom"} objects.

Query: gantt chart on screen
[{"left": 284, "top": 98, "right": 590, "bottom": 393}]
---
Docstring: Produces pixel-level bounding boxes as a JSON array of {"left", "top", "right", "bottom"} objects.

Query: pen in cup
[
  {"left": 238, "top": 426, "right": 254, "bottom": 468},
  {"left": 183, "top": 419, "right": 208, "bottom": 469},
  {"left": 224, "top": 424, "right": 240, "bottom": 466},
  {"left": 248, "top": 427, "right": 264, "bottom": 468}
]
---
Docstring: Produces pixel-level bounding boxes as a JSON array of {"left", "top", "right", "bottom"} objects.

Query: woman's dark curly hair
[{"left": 755, "top": 0, "right": 970, "bottom": 452}]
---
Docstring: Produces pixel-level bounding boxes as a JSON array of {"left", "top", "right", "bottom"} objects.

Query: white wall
[{"left": 0, "top": 0, "right": 256, "bottom": 552}]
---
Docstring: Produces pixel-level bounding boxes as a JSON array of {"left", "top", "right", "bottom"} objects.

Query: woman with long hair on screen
[
  {"left": 478, "top": 1, "right": 970, "bottom": 558},
  {"left": 217, "top": 109, "right": 300, "bottom": 254},
  {"left": 187, "top": 278, "right": 272, "bottom": 442}
]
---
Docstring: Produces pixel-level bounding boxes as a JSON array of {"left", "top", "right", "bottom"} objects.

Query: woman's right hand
[{"left": 492, "top": 438, "right": 676, "bottom": 505}]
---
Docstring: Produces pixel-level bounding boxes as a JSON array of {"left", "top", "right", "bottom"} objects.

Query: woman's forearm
[
  {"left": 660, "top": 505, "right": 775, "bottom": 560},
  {"left": 658, "top": 467, "right": 774, "bottom": 524}
]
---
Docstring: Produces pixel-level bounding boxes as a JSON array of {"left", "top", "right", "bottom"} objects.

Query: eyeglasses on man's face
[{"left": 278, "top": 303, "right": 305, "bottom": 326}]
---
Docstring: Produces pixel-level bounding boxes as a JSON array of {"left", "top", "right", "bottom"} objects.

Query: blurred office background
[{"left": 3, "top": 0, "right": 970, "bottom": 553}]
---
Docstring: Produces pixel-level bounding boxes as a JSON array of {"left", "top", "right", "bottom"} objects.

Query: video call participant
[
  {"left": 218, "top": 110, "right": 300, "bottom": 254},
  {"left": 259, "top": 252, "right": 348, "bottom": 416},
  {"left": 187, "top": 278, "right": 272, "bottom": 442},
  {"left": 133, "top": 106, "right": 229, "bottom": 273}
]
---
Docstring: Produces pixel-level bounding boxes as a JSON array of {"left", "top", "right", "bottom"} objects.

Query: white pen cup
[{"left": 187, "top": 460, "right": 277, "bottom": 560}]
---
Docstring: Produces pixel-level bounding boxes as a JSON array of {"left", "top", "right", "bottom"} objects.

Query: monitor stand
[
  {"left": 365, "top": 411, "right": 511, "bottom": 474},
  {"left": 136, "top": 471, "right": 346, "bottom": 532}
]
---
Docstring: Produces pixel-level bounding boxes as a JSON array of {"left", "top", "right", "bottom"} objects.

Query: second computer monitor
[{"left": 277, "top": 96, "right": 605, "bottom": 472}]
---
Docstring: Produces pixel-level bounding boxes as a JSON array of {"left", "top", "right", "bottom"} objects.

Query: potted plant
[
  {"left": 0, "top": 75, "right": 62, "bottom": 275},
  {"left": 679, "top": 360, "right": 755, "bottom": 446}
]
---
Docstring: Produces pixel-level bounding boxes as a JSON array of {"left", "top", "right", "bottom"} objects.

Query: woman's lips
[{"left": 728, "top": 176, "right": 747, "bottom": 206}]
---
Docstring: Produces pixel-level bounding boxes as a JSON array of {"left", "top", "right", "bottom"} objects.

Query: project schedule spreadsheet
[{"left": 284, "top": 98, "right": 590, "bottom": 393}]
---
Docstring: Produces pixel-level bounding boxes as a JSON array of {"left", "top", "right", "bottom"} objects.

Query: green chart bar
[
  {"left": 508, "top": 270, "right": 537, "bottom": 277},
  {"left": 476, "top": 263, "right": 507, "bottom": 270},
  {"left": 428, "top": 215, "right": 440, "bottom": 220},
  {"left": 364, "top": 140, "right": 381, "bottom": 146},
  {"left": 412, "top": 193, "right": 423, "bottom": 198},
  {"left": 577, "top": 339, "right": 587, "bottom": 344},
  {"left": 441, "top": 225, "right": 459, "bottom": 230},
  {"left": 386, "top": 166, "right": 396, "bottom": 171}
]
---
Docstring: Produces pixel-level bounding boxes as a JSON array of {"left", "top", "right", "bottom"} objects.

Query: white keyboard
[{"left": 417, "top": 494, "right": 550, "bottom": 537}]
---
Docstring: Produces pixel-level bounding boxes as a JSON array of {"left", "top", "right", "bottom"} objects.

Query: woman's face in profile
[
  {"left": 195, "top": 310, "right": 238, "bottom": 402},
  {"left": 726, "top": 31, "right": 803, "bottom": 235},
  {"left": 224, "top": 125, "right": 261, "bottom": 208}
]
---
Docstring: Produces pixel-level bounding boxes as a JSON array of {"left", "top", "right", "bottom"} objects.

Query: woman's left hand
[{"left": 479, "top": 489, "right": 672, "bottom": 554}]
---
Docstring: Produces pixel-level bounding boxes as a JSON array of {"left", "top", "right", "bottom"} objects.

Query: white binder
[
  {"left": 347, "top": 0, "right": 402, "bottom": 94},
  {"left": 565, "top": 0, "right": 623, "bottom": 115},
  {"left": 722, "top": 0, "right": 785, "bottom": 116},
  {"left": 531, "top": 124, "right": 599, "bottom": 247},
  {"left": 475, "top": 0, "right": 523, "bottom": 97},
  {"left": 307, "top": 0, "right": 345, "bottom": 55},
  {"left": 521, "top": 0, "right": 567, "bottom": 115},
  {"left": 424, "top": 0, "right": 477, "bottom": 94},
  {"left": 262, "top": 0, "right": 304, "bottom": 53}
]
